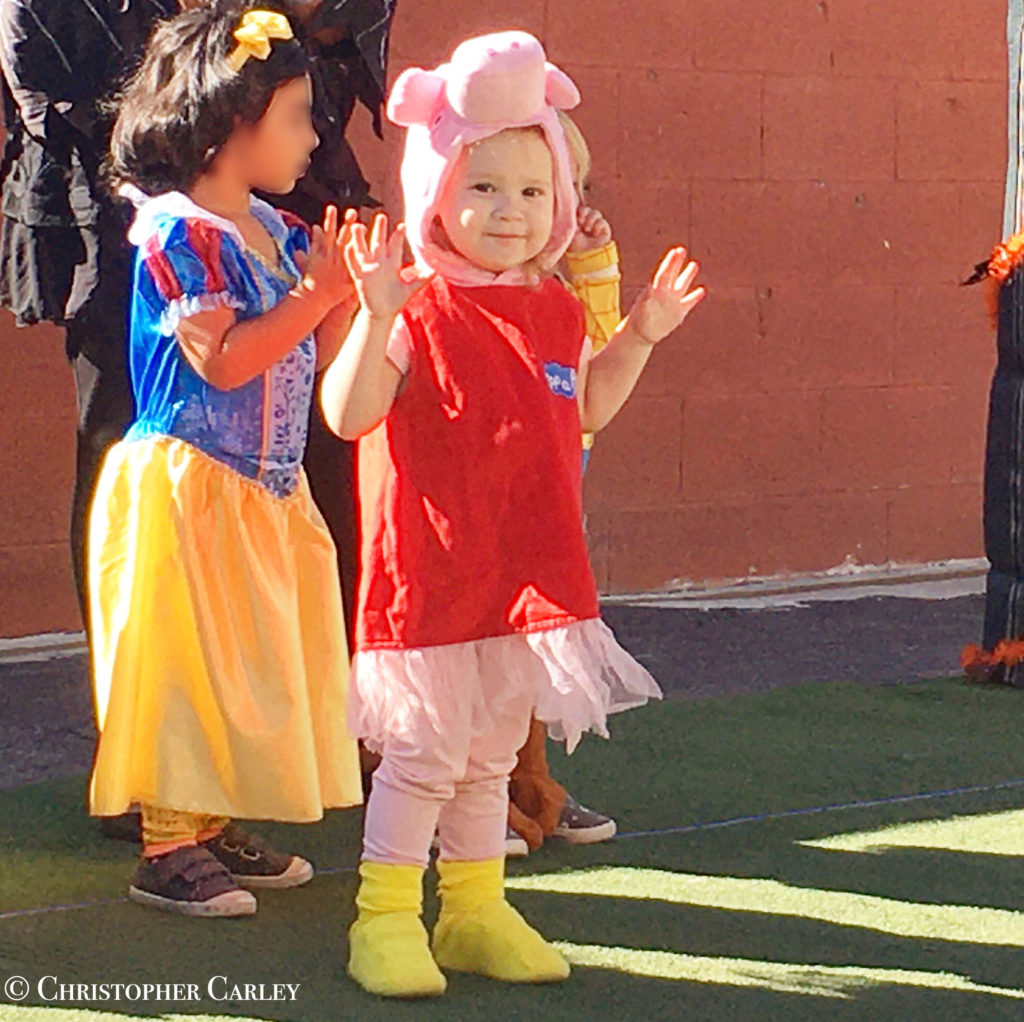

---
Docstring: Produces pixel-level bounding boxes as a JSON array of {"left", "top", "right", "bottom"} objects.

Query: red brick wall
[
  {"left": 364, "top": 0, "right": 1007, "bottom": 592},
  {"left": 0, "top": 322, "right": 78, "bottom": 636},
  {"left": 0, "top": 0, "right": 1008, "bottom": 634}
]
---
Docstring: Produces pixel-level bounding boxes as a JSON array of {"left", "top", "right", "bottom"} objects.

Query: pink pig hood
[{"left": 386, "top": 31, "right": 581, "bottom": 286}]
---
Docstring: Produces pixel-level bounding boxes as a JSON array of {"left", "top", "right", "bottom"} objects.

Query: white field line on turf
[
  {"left": 612, "top": 778, "right": 1024, "bottom": 841},
  {"left": 3, "top": 777, "right": 1024, "bottom": 922}
]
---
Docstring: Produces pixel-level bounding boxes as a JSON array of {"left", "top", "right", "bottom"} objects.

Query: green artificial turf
[{"left": 3, "top": 676, "right": 1024, "bottom": 1021}]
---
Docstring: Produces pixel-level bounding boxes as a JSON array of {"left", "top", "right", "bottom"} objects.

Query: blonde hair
[{"left": 557, "top": 110, "right": 591, "bottom": 197}]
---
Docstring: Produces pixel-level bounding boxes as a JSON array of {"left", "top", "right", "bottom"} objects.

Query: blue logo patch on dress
[{"left": 544, "top": 361, "right": 577, "bottom": 399}]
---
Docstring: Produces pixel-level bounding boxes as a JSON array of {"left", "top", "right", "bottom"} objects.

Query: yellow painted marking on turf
[
  {"left": 507, "top": 867, "right": 1024, "bottom": 946},
  {"left": 800, "top": 808, "right": 1024, "bottom": 857},
  {"left": 555, "top": 942, "right": 1024, "bottom": 1001}
]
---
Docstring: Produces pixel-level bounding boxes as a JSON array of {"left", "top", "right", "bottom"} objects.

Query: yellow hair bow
[{"left": 226, "top": 10, "right": 294, "bottom": 73}]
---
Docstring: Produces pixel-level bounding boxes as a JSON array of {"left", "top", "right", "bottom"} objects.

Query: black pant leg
[
  {"left": 303, "top": 395, "right": 358, "bottom": 646},
  {"left": 63, "top": 228, "right": 134, "bottom": 631},
  {"left": 981, "top": 267, "right": 1024, "bottom": 684},
  {"left": 65, "top": 325, "right": 133, "bottom": 629}
]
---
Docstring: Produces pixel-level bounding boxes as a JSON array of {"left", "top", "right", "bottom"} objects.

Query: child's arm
[
  {"left": 564, "top": 206, "right": 621, "bottom": 353},
  {"left": 578, "top": 247, "right": 705, "bottom": 434},
  {"left": 320, "top": 213, "right": 433, "bottom": 440},
  {"left": 175, "top": 206, "right": 351, "bottom": 390},
  {"left": 313, "top": 294, "right": 360, "bottom": 371}
]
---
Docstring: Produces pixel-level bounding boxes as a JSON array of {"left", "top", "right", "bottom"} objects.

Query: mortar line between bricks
[{"left": 3, "top": 778, "right": 1024, "bottom": 922}]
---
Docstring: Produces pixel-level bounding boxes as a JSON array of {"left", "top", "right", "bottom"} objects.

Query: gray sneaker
[
  {"left": 128, "top": 845, "right": 257, "bottom": 917},
  {"left": 432, "top": 827, "right": 530, "bottom": 858},
  {"left": 551, "top": 794, "right": 617, "bottom": 845},
  {"left": 505, "top": 826, "right": 529, "bottom": 858}
]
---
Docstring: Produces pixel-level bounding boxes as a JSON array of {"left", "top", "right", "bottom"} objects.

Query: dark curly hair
[{"left": 109, "top": 1, "right": 311, "bottom": 194}]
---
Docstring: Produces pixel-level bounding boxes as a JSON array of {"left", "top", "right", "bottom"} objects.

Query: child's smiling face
[{"left": 437, "top": 128, "right": 555, "bottom": 273}]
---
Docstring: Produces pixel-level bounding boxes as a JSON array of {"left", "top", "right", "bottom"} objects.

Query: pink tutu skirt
[{"left": 350, "top": 618, "right": 661, "bottom": 754}]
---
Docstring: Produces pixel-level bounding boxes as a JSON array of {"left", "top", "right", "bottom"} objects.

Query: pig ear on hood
[
  {"left": 387, "top": 66, "right": 448, "bottom": 127},
  {"left": 544, "top": 64, "right": 580, "bottom": 110}
]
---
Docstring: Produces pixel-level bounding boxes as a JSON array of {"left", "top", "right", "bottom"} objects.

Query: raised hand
[
  {"left": 294, "top": 205, "right": 356, "bottom": 313},
  {"left": 568, "top": 204, "right": 613, "bottom": 252},
  {"left": 626, "top": 247, "right": 705, "bottom": 345},
  {"left": 343, "top": 212, "right": 433, "bottom": 319}
]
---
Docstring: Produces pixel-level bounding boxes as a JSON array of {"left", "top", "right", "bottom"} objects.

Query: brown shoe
[
  {"left": 128, "top": 845, "right": 256, "bottom": 917},
  {"left": 200, "top": 822, "right": 313, "bottom": 889}
]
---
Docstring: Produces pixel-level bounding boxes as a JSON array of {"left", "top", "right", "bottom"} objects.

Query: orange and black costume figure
[{"left": 963, "top": 235, "right": 1024, "bottom": 683}]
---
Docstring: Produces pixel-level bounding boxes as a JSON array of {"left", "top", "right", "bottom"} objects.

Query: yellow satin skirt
[{"left": 87, "top": 436, "right": 363, "bottom": 821}]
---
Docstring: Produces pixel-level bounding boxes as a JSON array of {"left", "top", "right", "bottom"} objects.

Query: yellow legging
[{"left": 141, "top": 805, "right": 230, "bottom": 858}]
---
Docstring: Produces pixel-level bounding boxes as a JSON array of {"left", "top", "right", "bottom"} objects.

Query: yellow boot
[
  {"left": 347, "top": 862, "right": 447, "bottom": 997},
  {"left": 432, "top": 858, "right": 570, "bottom": 983}
]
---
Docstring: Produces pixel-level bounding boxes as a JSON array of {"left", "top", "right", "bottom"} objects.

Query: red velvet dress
[{"left": 350, "top": 275, "right": 660, "bottom": 753}]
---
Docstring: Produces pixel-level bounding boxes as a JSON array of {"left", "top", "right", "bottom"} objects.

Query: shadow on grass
[{"left": 5, "top": 678, "right": 1024, "bottom": 1020}]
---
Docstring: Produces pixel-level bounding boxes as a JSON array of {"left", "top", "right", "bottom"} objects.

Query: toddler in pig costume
[{"left": 321, "top": 30, "right": 705, "bottom": 997}]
